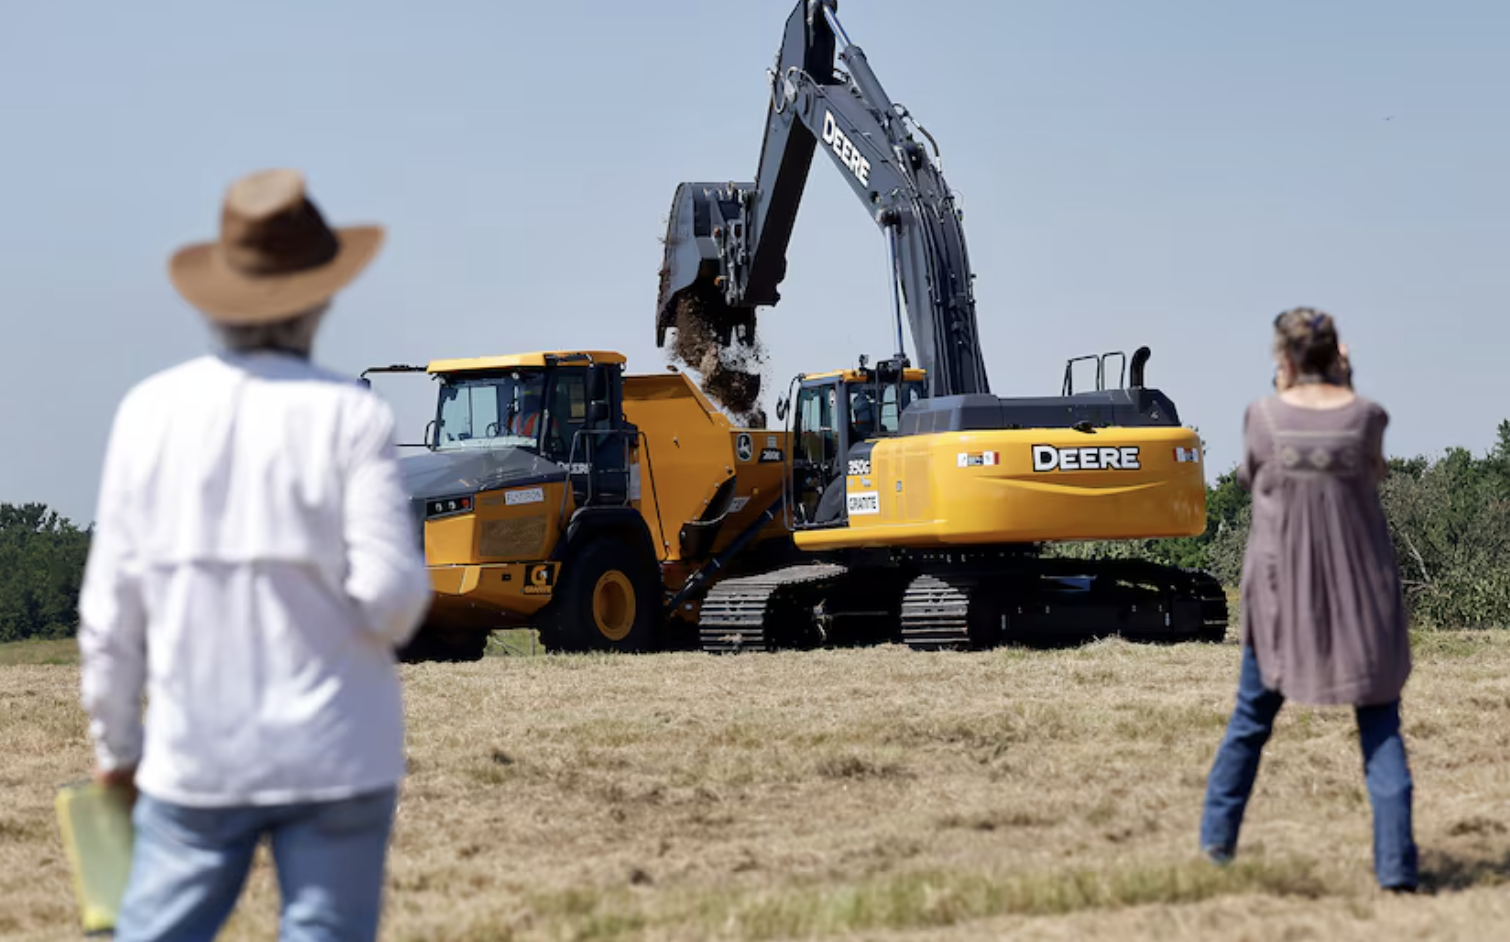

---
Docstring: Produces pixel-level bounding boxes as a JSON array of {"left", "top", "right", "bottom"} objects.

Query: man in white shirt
[{"left": 78, "top": 168, "right": 433, "bottom": 941}]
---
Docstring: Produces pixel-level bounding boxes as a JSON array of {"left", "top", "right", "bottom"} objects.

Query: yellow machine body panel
[
  {"left": 795, "top": 425, "right": 1206, "bottom": 551},
  {"left": 426, "top": 350, "right": 627, "bottom": 374},
  {"left": 621, "top": 373, "right": 792, "bottom": 562},
  {"left": 424, "top": 480, "right": 571, "bottom": 565},
  {"left": 421, "top": 480, "right": 572, "bottom": 627},
  {"left": 715, "top": 427, "right": 790, "bottom": 552},
  {"left": 424, "top": 560, "right": 560, "bottom": 629},
  {"left": 802, "top": 367, "right": 927, "bottom": 384}
]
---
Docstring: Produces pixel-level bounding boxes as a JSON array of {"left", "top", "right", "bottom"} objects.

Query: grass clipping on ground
[{"left": 4, "top": 632, "right": 1510, "bottom": 941}]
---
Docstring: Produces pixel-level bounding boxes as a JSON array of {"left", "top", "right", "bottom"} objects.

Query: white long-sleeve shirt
[{"left": 78, "top": 349, "right": 432, "bottom": 808}]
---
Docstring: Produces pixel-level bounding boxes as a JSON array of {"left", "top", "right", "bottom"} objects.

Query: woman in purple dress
[{"left": 1199, "top": 307, "right": 1417, "bottom": 892}]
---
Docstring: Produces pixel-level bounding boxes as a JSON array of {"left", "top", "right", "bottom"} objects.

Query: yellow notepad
[{"left": 55, "top": 780, "right": 135, "bottom": 936}]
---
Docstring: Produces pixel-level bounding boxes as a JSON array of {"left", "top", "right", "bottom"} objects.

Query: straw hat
[{"left": 169, "top": 169, "right": 383, "bottom": 324}]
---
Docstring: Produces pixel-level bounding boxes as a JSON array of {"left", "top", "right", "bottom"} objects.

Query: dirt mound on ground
[{"left": 666, "top": 285, "right": 768, "bottom": 428}]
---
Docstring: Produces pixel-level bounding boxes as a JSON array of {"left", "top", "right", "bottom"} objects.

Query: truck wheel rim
[{"left": 592, "top": 571, "right": 636, "bottom": 641}]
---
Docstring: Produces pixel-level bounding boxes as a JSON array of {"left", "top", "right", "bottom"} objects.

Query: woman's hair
[
  {"left": 1272, "top": 307, "right": 1342, "bottom": 380},
  {"left": 214, "top": 302, "right": 328, "bottom": 356}
]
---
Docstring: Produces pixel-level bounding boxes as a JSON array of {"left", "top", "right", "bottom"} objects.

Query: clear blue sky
[{"left": 3, "top": 0, "right": 1506, "bottom": 524}]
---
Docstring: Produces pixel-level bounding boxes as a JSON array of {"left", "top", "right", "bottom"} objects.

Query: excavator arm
[{"left": 655, "top": 0, "right": 990, "bottom": 398}]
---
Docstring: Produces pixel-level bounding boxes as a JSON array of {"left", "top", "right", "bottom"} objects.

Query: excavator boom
[{"left": 656, "top": 0, "right": 989, "bottom": 398}]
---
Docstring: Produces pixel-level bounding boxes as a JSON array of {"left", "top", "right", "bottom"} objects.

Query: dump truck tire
[{"left": 539, "top": 536, "right": 658, "bottom": 653}]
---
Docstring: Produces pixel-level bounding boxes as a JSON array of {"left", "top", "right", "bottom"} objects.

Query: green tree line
[
  {"left": 0, "top": 503, "right": 92, "bottom": 642},
  {"left": 3, "top": 420, "right": 1508, "bottom": 642}
]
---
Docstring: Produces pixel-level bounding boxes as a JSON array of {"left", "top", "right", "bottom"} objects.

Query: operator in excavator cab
[{"left": 849, "top": 386, "right": 878, "bottom": 443}]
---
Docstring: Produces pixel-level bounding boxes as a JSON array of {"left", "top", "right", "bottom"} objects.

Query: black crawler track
[
  {"left": 898, "top": 574, "right": 975, "bottom": 650},
  {"left": 697, "top": 563, "right": 849, "bottom": 653},
  {"left": 899, "top": 557, "right": 1230, "bottom": 651},
  {"left": 699, "top": 553, "right": 1229, "bottom": 654}
]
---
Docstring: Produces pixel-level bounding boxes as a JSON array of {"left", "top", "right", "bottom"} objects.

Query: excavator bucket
[
  {"left": 655, "top": 181, "right": 767, "bottom": 427},
  {"left": 655, "top": 181, "right": 757, "bottom": 350}
]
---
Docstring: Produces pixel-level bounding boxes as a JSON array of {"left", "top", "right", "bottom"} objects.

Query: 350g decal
[{"left": 1033, "top": 445, "right": 1142, "bottom": 472}]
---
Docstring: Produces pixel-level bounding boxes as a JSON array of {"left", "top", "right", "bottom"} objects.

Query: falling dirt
[{"left": 664, "top": 281, "right": 768, "bottom": 428}]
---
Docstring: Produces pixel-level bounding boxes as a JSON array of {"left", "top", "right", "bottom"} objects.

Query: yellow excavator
[{"left": 652, "top": 0, "right": 1227, "bottom": 651}]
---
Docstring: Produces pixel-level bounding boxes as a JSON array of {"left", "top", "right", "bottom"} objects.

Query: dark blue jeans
[{"left": 1200, "top": 646, "right": 1418, "bottom": 889}]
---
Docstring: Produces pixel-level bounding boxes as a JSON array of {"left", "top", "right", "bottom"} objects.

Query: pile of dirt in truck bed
[{"left": 667, "top": 285, "right": 768, "bottom": 428}]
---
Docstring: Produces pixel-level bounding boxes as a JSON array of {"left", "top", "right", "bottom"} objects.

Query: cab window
[
  {"left": 796, "top": 385, "right": 838, "bottom": 465},
  {"left": 879, "top": 381, "right": 925, "bottom": 434},
  {"left": 849, "top": 386, "right": 879, "bottom": 442},
  {"left": 436, "top": 371, "right": 545, "bottom": 450}
]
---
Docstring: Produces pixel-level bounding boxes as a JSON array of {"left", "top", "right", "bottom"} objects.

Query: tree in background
[
  {"left": 0, "top": 503, "right": 92, "bottom": 642},
  {"left": 1379, "top": 421, "right": 1510, "bottom": 628}
]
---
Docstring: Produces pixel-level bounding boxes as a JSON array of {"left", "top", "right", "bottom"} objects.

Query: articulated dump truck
[{"left": 365, "top": 351, "right": 801, "bottom": 661}]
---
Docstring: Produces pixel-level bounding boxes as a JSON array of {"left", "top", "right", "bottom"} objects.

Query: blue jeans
[
  {"left": 115, "top": 786, "right": 399, "bottom": 942},
  {"left": 1200, "top": 647, "right": 1417, "bottom": 889}
]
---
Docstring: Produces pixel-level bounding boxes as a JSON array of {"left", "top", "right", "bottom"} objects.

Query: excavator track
[
  {"left": 698, "top": 553, "right": 1228, "bottom": 654},
  {"left": 898, "top": 557, "right": 1230, "bottom": 651},
  {"left": 698, "top": 563, "right": 849, "bottom": 653},
  {"left": 1189, "top": 569, "right": 1232, "bottom": 642},
  {"left": 899, "top": 574, "right": 976, "bottom": 650}
]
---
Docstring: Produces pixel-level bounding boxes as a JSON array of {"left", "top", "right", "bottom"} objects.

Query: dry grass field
[{"left": 3, "top": 628, "right": 1509, "bottom": 941}]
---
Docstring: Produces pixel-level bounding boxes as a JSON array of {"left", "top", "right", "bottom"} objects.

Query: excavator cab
[{"left": 786, "top": 356, "right": 926, "bottom": 529}]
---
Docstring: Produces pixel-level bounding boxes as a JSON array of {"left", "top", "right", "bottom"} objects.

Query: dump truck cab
[{"left": 420, "top": 351, "right": 633, "bottom": 510}]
